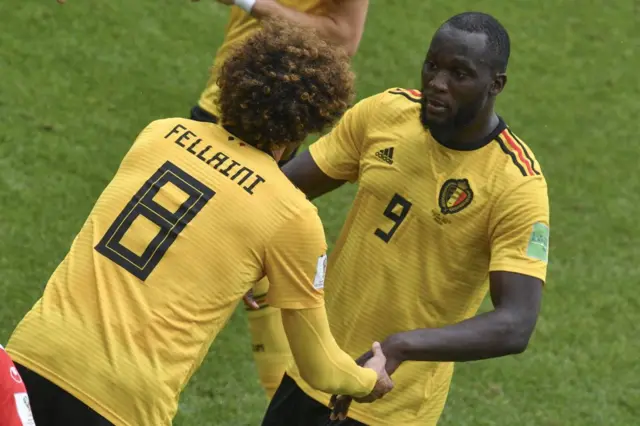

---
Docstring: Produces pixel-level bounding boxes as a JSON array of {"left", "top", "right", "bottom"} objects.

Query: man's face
[{"left": 420, "top": 26, "right": 501, "bottom": 133}]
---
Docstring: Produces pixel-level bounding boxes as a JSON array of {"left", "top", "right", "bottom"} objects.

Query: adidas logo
[{"left": 375, "top": 147, "right": 394, "bottom": 164}]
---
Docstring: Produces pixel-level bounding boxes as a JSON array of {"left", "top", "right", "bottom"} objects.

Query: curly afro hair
[{"left": 216, "top": 18, "right": 355, "bottom": 152}]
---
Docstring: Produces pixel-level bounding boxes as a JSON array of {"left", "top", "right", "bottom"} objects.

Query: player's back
[{"left": 7, "top": 118, "right": 312, "bottom": 426}]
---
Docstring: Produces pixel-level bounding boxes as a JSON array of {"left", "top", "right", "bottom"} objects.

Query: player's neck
[
  {"left": 223, "top": 124, "right": 277, "bottom": 159},
  {"left": 453, "top": 113, "right": 500, "bottom": 145},
  {"left": 430, "top": 112, "right": 502, "bottom": 150}
]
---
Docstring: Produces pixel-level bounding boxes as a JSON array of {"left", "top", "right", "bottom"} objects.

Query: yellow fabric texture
[
  {"left": 281, "top": 307, "right": 377, "bottom": 398},
  {"left": 246, "top": 277, "right": 291, "bottom": 399}
]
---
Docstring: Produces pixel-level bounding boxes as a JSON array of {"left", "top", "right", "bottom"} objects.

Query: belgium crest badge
[{"left": 438, "top": 179, "right": 473, "bottom": 215}]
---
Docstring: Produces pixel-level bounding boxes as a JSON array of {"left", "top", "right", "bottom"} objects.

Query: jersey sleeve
[
  {"left": 265, "top": 207, "right": 328, "bottom": 310},
  {"left": 489, "top": 176, "right": 550, "bottom": 282},
  {"left": 280, "top": 307, "right": 377, "bottom": 397},
  {"left": 308, "top": 93, "right": 382, "bottom": 183}
]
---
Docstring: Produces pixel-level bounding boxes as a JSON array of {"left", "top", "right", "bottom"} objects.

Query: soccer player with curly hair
[
  {"left": 190, "top": 0, "right": 370, "bottom": 399},
  {"left": 5, "top": 19, "right": 393, "bottom": 426}
]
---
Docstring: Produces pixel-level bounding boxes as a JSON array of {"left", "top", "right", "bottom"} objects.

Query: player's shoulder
[
  {"left": 491, "top": 121, "right": 546, "bottom": 183},
  {"left": 375, "top": 87, "right": 422, "bottom": 110},
  {"left": 384, "top": 87, "right": 423, "bottom": 104},
  {"left": 138, "top": 118, "right": 217, "bottom": 133},
  {"left": 271, "top": 174, "right": 318, "bottom": 213},
  {"left": 140, "top": 117, "right": 183, "bottom": 131},
  {"left": 261, "top": 178, "right": 322, "bottom": 234},
  {"left": 355, "top": 87, "right": 421, "bottom": 113},
  {"left": 349, "top": 87, "right": 421, "bottom": 127},
  {"left": 132, "top": 118, "right": 229, "bottom": 150},
  {"left": 130, "top": 118, "right": 185, "bottom": 141}
]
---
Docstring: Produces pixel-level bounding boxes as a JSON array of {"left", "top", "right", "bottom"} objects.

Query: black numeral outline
[
  {"left": 374, "top": 193, "right": 412, "bottom": 243},
  {"left": 95, "top": 161, "right": 215, "bottom": 280}
]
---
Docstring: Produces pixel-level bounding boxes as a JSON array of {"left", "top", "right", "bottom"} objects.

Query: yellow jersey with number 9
[
  {"left": 286, "top": 88, "right": 550, "bottom": 426},
  {"left": 198, "top": 0, "right": 328, "bottom": 116},
  {"left": 6, "top": 118, "right": 329, "bottom": 426}
]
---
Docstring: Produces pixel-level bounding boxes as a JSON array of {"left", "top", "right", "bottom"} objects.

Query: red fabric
[{"left": 0, "top": 346, "right": 35, "bottom": 426}]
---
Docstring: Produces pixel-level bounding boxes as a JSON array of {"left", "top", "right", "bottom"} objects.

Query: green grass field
[{"left": 1, "top": 1, "right": 639, "bottom": 425}]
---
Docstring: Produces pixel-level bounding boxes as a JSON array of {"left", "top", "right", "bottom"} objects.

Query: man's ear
[{"left": 491, "top": 73, "right": 507, "bottom": 96}]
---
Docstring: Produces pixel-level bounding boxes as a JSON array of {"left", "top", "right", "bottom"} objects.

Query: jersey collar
[{"left": 431, "top": 116, "right": 506, "bottom": 151}]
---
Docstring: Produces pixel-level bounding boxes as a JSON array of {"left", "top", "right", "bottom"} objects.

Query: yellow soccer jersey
[
  {"left": 287, "top": 88, "right": 550, "bottom": 425},
  {"left": 198, "top": 0, "right": 328, "bottom": 117},
  {"left": 6, "top": 119, "right": 328, "bottom": 426}
]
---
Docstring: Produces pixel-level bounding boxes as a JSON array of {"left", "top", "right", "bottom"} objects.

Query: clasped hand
[{"left": 329, "top": 340, "right": 402, "bottom": 422}]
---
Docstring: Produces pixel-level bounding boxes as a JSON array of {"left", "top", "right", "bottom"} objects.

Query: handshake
[{"left": 329, "top": 341, "right": 400, "bottom": 422}]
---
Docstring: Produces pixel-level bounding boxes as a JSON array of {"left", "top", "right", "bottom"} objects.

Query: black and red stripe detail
[
  {"left": 388, "top": 88, "right": 421, "bottom": 103},
  {"left": 495, "top": 130, "right": 540, "bottom": 176},
  {"left": 506, "top": 129, "right": 540, "bottom": 175}
]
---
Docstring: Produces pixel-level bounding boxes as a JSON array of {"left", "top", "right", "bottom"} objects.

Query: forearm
[
  {"left": 252, "top": 0, "right": 357, "bottom": 55},
  {"left": 281, "top": 307, "right": 377, "bottom": 397},
  {"left": 282, "top": 151, "right": 347, "bottom": 200},
  {"left": 388, "top": 309, "right": 534, "bottom": 363}
]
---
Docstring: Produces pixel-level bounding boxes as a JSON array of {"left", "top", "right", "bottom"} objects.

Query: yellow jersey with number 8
[{"left": 7, "top": 118, "right": 329, "bottom": 426}]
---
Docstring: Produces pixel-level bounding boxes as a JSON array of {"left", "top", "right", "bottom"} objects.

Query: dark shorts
[
  {"left": 261, "top": 373, "right": 367, "bottom": 426},
  {"left": 188, "top": 105, "right": 300, "bottom": 168},
  {"left": 14, "top": 363, "right": 113, "bottom": 426}
]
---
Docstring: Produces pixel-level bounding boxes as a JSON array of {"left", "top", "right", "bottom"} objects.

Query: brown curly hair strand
[{"left": 216, "top": 18, "right": 355, "bottom": 151}]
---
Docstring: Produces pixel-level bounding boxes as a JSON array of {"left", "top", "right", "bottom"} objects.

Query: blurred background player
[
  {"left": 261, "top": 12, "right": 550, "bottom": 426},
  {"left": 193, "top": 0, "right": 369, "bottom": 126},
  {"left": 5, "top": 19, "right": 393, "bottom": 426},
  {"left": 190, "top": 0, "right": 370, "bottom": 399},
  {"left": 0, "top": 344, "right": 36, "bottom": 426}
]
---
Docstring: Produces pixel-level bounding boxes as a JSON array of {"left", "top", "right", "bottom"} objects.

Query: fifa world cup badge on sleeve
[
  {"left": 527, "top": 222, "right": 549, "bottom": 262},
  {"left": 313, "top": 254, "right": 328, "bottom": 290}
]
